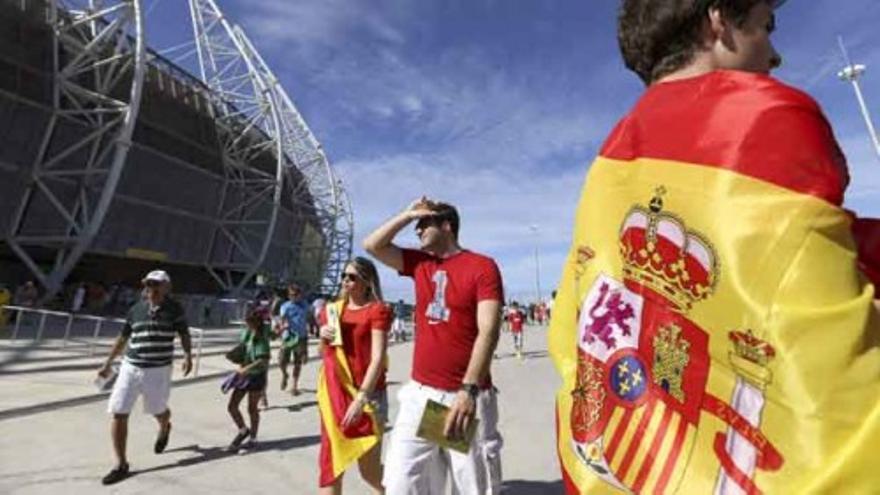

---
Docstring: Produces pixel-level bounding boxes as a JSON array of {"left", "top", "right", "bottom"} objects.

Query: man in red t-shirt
[
  {"left": 506, "top": 301, "right": 525, "bottom": 359},
  {"left": 364, "top": 197, "right": 504, "bottom": 494}
]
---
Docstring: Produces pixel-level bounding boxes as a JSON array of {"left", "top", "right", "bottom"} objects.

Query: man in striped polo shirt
[{"left": 97, "top": 270, "right": 192, "bottom": 485}]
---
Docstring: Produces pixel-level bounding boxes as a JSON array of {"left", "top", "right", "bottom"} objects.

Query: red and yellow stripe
[{"left": 317, "top": 300, "right": 382, "bottom": 486}]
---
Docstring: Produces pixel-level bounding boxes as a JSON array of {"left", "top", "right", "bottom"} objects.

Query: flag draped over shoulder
[
  {"left": 317, "top": 300, "right": 381, "bottom": 487},
  {"left": 548, "top": 71, "right": 880, "bottom": 495}
]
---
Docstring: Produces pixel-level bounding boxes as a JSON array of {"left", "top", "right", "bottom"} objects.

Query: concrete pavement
[{"left": 0, "top": 325, "right": 563, "bottom": 494}]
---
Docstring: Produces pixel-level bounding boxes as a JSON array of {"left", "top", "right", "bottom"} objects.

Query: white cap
[{"left": 142, "top": 270, "right": 171, "bottom": 284}]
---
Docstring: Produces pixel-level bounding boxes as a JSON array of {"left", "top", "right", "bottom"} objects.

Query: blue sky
[{"left": 147, "top": 0, "right": 880, "bottom": 302}]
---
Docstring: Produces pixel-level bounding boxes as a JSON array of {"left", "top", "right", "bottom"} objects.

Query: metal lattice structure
[
  {"left": 0, "top": 0, "right": 352, "bottom": 299},
  {"left": 5, "top": 0, "right": 145, "bottom": 302},
  {"left": 233, "top": 26, "right": 354, "bottom": 293},
  {"left": 189, "top": 0, "right": 352, "bottom": 294},
  {"left": 188, "top": 0, "right": 284, "bottom": 293}
]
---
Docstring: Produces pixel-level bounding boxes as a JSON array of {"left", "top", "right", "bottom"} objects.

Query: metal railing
[{"left": 0, "top": 305, "right": 205, "bottom": 376}]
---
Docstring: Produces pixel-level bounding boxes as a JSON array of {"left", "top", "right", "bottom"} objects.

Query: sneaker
[
  {"left": 239, "top": 436, "right": 258, "bottom": 452},
  {"left": 101, "top": 463, "right": 130, "bottom": 485},
  {"left": 154, "top": 423, "right": 171, "bottom": 454},
  {"left": 226, "top": 428, "right": 250, "bottom": 452}
]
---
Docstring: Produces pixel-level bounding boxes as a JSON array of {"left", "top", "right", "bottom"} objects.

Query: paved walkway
[{"left": 0, "top": 325, "right": 563, "bottom": 494}]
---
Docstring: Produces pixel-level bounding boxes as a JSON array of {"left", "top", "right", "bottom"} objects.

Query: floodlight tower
[{"left": 837, "top": 36, "right": 880, "bottom": 162}]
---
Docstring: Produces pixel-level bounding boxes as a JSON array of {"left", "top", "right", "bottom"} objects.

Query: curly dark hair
[{"left": 618, "top": 0, "right": 778, "bottom": 85}]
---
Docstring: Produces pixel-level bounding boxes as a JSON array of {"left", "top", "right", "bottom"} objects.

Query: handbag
[{"left": 225, "top": 342, "right": 247, "bottom": 364}]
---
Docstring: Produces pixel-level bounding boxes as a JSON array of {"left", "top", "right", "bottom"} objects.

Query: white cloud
[{"left": 242, "top": 0, "right": 404, "bottom": 51}]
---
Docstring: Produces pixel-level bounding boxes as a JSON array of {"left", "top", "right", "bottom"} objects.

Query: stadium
[{"left": 0, "top": 0, "right": 353, "bottom": 304}]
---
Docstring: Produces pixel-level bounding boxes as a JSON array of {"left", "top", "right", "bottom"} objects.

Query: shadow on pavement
[
  {"left": 0, "top": 369, "right": 229, "bottom": 422},
  {"left": 261, "top": 400, "right": 318, "bottom": 413},
  {"left": 1, "top": 362, "right": 108, "bottom": 375},
  {"left": 521, "top": 350, "right": 548, "bottom": 359},
  {"left": 253, "top": 434, "right": 320, "bottom": 452},
  {"left": 134, "top": 444, "right": 233, "bottom": 476},
  {"left": 502, "top": 479, "right": 564, "bottom": 494},
  {"left": 137, "top": 435, "right": 321, "bottom": 475},
  {"left": 494, "top": 350, "right": 549, "bottom": 360}
]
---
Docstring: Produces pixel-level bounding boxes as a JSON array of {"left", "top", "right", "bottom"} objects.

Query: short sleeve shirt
[
  {"left": 122, "top": 297, "right": 189, "bottom": 368},
  {"left": 280, "top": 299, "right": 310, "bottom": 341},
  {"left": 239, "top": 327, "right": 270, "bottom": 376},
  {"left": 507, "top": 309, "right": 525, "bottom": 332},
  {"left": 400, "top": 249, "right": 504, "bottom": 391},
  {"left": 339, "top": 302, "right": 393, "bottom": 391}
]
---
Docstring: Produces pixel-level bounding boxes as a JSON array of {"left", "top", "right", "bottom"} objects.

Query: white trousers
[{"left": 383, "top": 381, "right": 503, "bottom": 495}]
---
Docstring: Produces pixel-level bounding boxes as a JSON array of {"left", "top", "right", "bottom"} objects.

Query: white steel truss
[
  {"left": 233, "top": 26, "right": 354, "bottom": 294},
  {"left": 6, "top": 0, "right": 145, "bottom": 302},
  {"left": 189, "top": 0, "right": 285, "bottom": 293},
  {"left": 189, "top": 0, "right": 352, "bottom": 295}
]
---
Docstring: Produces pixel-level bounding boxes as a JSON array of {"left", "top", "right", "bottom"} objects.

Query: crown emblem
[
  {"left": 728, "top": 330, "right": 776, "bottom": 389},
  {"left": 729, "top": 330, "right": 776, "bottom": 367},
  {"left": 652, "top": 323, "right": 690, "bottom": 402},
  {"left": 619, "top": 187, "right": 719, "bottom": 311}
]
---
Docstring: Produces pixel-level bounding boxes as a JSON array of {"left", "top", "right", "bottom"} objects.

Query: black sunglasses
[
  {"left": 415, "top": 216, "right": 445, "bottom": 231},
  {"left": 342, "top": 273, "right": 361, "bottom": 282}
]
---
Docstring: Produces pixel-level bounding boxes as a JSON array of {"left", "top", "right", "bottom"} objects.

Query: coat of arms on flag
[{"left": 568, "top": 189, "right": 784, "bottom": 495}]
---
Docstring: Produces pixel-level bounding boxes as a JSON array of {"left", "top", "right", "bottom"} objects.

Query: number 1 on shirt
[{"left": 426, "top": 270, "right": 451, "bottom": 322}]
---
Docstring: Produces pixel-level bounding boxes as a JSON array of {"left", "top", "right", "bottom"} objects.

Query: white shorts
[
  {"left": 383, "top": 381, "right": 503, "bottom": 495},
  {"left": 107, "top": 360, "right": 172, "bottom": 416},
  {"left": 392, "top": 318, "right": 405, "bottom": 333}
]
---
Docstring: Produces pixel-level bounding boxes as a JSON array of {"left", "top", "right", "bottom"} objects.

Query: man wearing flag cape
[{"left": 549, "top": 1, "right": 880, "bottom": 494}]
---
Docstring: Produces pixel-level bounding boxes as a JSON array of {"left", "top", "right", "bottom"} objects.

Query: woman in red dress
[{"left": 317, "top": 257, "right": 392, "bottom": 494}]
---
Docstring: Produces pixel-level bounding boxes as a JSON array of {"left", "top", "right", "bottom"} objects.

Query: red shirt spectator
[
  {"left": 507, "top": 308, "right": 525, "bottom": 333},
  {"left": 401, "top": 248, "right": 503, "bottom": 391}
]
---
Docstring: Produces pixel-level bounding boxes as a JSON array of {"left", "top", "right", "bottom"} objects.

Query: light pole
[
  {"left": 529, "top": 224, "right": 542, "bottom": 304},
  {"left": 837, "top": 36, "right": 880, "bottom": 162}
]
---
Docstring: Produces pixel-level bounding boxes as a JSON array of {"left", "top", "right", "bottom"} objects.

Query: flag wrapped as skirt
[
  {"left": 317, "top": 300, "right": 382, "bottom": 486},
  {"left": 549, "top": 71, "right": 880, "bottom": 495}
]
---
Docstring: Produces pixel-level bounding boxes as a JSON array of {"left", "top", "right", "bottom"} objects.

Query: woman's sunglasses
[{"left": 342, "top": 272, "right": 361, "bottom": 282}]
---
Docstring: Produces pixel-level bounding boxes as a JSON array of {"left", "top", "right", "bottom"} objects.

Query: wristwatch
[{"left": 460, "top": 383, "right": 479, "bottom": 400}]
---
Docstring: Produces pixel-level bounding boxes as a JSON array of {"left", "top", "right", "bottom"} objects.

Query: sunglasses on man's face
[
  {"left": 144, "top": 281, "right": 162, "bottom": 289},
  {"left": 415, "top": 216, "right": 444, "bottom": 231}
]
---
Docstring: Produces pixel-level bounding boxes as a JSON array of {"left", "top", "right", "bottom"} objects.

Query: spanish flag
[
  {"left": 549, "top": 70, "right": 880, "bottom": 495},
  {"left": 317, "top": 300, "right": 382, "bottom": 486}
]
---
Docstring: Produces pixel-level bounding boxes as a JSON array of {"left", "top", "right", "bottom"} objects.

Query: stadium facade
[{"left": 0, "top": 0, "right": 353, "bottom": 300}]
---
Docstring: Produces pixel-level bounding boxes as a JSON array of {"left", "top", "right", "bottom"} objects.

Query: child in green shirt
[{"left": 225, "top": 310, "right": 270, "bottom": 451}]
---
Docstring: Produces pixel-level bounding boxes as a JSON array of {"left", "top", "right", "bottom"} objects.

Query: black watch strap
[{"left": 460, "top": 383, "right": 479, "bottom": 399}]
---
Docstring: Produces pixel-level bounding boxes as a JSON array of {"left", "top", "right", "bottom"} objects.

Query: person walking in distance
[
  {"left": 506, "top": 301, "right": 526, "bottom": 360},
  {"left": 277, "top": 283, "right": 312, "bottom": 395},
  {"left": 364, "top": 197, "right": 505, "bottom": 494},
  {"left": 392, "top": 299, "right": 407, "bottom": 343},
  {"left": 96, "top": 270, "right": 192, "bottom": 485}
]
